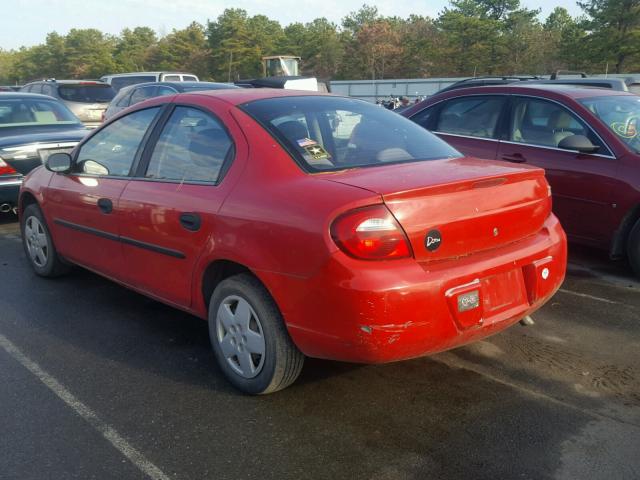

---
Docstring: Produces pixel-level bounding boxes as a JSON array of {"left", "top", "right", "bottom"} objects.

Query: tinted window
[
  {"left": 145, "top": 106, "right": 232, "bottom": 183},
  {"left": 410, "top": 106, "right": 436, "bottom": 130},
  {"left": 110, "top": 76, "right": 156, "bottom": 92},
  {"left": 57, "top": 85, "right": 115, "bottom": 103},
  {"left": 130, "top": 86, "right": 157, "bottom": 105},
  {"left": 0, "top": 98, "right": 80, "bottom": 127},
  {"left": 114, "top": 89, "right": 133, "bottom": 107},
  {"left": 242, "top": 96, "right": 460, "bottom": 172},
  {"left": 41, "top": 84, "right": 55, "bottom": 96},
  {"left": 183, "top": 76, "right": 198, "bottom": 81},
  {"left": 436, "top": 96, "right": 505, "bottom": 139},
  {"left": 157, "top": 86, "right": 178, "bottom": 96},
  {"left": 76, "top": 107, "right": 159, "bottom": 176},
  {"left": 510, "top": 97, "right": 605, "bottom": 151}
]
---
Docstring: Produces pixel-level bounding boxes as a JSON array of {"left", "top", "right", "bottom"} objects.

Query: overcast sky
[{"left": 1, "top": 0, "right": 583, "bottom": 50}]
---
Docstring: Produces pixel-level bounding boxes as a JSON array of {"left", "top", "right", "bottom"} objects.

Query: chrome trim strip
[
  {"left": 435, "top": 131, "right": 500, "bottom": 142},
  {"left": 2, "top": 142, "right": 79, "bottom": 152},
  {"left": 0, "top": 178, "right": 23, "bottom": 187},
  {"left": 499, "top": 140, "right": 616, "bottom": 159}
]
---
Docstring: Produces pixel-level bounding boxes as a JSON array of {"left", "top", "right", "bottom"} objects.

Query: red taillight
[
  {"left": 330, "top": 205, "right": 412, "bottom": 260},
  {"left": 0, "top": 158, "right": 17, "bottom": 176}
]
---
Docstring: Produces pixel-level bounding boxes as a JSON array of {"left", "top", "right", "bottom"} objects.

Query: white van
[{"left": 99, "top": 72, "right": 199, "bottom": 92}]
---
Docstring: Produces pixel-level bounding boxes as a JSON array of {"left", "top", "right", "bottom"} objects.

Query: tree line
[{"left": 0, "top": 0, "right": 639, "bottom": 85}]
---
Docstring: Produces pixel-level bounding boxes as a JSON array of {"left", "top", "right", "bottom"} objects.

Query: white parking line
[
  {"left": 0, "top": 333, "right": 171, "bottom": 480},
  {"left": 558, "top": 288, "right": 619, "bottom": 305}
]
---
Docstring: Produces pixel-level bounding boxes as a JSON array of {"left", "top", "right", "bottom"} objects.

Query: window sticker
[
  {"left": 297, "top": 137, "right": 317, "bottom": 147},
  {"left": 610, "top": 117, "right": 638, "bottom": 139},
  {"left": 303, "top": 144, "right": 331, "bottom": 160}
]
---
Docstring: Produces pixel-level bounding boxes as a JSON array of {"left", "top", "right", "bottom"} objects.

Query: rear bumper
[
  {"left": 0, "top": 176, "right": 23, "bottom": 206},
  {"left": 260, "top": 214, "right": 567, "bottom": 363}
]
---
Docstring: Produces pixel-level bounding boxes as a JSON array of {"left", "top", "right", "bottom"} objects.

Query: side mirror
[
  {"left": 45, "top": 152, "right": 72, "bottom": 173},
  {"left": 558, "top": 134, "right": 599, "bottom": 154}
]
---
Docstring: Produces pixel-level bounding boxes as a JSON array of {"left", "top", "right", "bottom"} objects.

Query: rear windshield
[
  {"left": 241, "top": 96, "right": 460, "bottom": 172},
  {"left": 0, "top": 98, "right": 81, "bottom": 127},
  {"left": 57, "top": 84, "right": 115, "bottom": 103}
]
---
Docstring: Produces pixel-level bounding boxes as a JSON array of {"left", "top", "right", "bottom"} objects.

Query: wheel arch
[
  {"left": 610, "top": 203, "right": 640, "bottom": 259},
  {"left": 19, "top": 191, "right": 39, "bottom": 216},
  {"left": 199, "top": 259, "right": 255, "bottom": 313}
]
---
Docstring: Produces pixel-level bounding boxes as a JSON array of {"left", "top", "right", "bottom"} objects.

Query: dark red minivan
[{"left": 403, "top": 85, "right": 640, "bottom": 275}]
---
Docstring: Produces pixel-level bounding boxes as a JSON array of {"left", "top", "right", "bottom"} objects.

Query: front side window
[
  {"left": 579, "top": 95, "right": 640, "bottom": 153},
  {"left": 76, "top": 107, "right": 159, "bottom": 176},
  {"left": 241, "top": 96, "right": 460, "bottom": 172},
  {"left": 144, "top": 106, "right": 233, "bottom": 183},
  {"left": 436, "top": 96, "right": 505, "bottom": 139},
  {"left": 510, "top": 97, "right": 605, "bottom": 151},
  {"left": 0, "top": 98, "right": 81, "bottom": 127}
]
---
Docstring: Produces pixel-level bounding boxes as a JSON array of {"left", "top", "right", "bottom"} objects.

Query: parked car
[
  {"left": 20, "top": 80, "right": 115, "bottom": 128},
  {"left": 104, "top": 81, "right": 239, "bottom": 121},
  {"left": 19, "top": 90, "right": 567, "bottom": 394},
  {"left": 99, "top": 72, "right": 200, "bottom": 92},
  {"left": 402, "top": 84, "right": 640, "bottom": 274},
  {"left": 0, "top": 93, "right": 87, "bottom": 212},
  {"left": 437, "top": 73, "right": 636, "bottom": 95}
]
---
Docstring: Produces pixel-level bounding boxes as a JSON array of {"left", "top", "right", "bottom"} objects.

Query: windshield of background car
[
  {"left": 580, "top": 95, "right": 640, "bottom": 153},
  {"left": 57, "top": 84, "right": 116, "bottom": 103},
  {"left": 0, "top": 98, "right": 81, "bottom": 127},
  {"left": 241, "top": 96, "right": 461, "bottom": 172}
]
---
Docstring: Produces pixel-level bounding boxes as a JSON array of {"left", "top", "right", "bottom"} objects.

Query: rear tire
[
  {"left": 208, "top": 273, "right": 304, "bottom": 394},
  {"left": 21, "top": 204, "right": 71, "bottom": 277},
  {"left": 627, "top": 219, "right": 640, "bottom": 278}
]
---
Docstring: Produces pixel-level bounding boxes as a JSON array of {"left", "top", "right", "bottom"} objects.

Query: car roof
[
  {"left": 26, "top": 80, "right": 111, "bottom": 86},
  {"left": 434, "top": 83, "right": 636, "bottom": 99},
  {"left": 102, "top": 72, "right": 195, "bottom": 77},
  {"left": 174, "top": 88, "right": 327, "bottom": 106}
]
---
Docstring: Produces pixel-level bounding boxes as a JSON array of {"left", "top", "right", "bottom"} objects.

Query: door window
[
  {"left": 41, "top": 84, "right": 54, "bottom": 96},
  {"left": 410, "top": 106, "right": 436, "bottom": 130},
  {"left": 144, "top": 106, "right": 233, "bottom": 183},
  {"left": 76, "top": 107, "right": 160, "bottom": 176},
  {"left": 509, "top": 97, "right": 605, "bottom": 151},
  {"left": 157, "top": 86, "right": 178, "bottom": 96},
  {"left": 163, "top": 75, "right": 181, "bottom": 81},
  {"left": 130, "top": 86, "right": 157, "bottom": 106},
  {"left": 436, "top": 96, "right": 505, "bottom": 139}
]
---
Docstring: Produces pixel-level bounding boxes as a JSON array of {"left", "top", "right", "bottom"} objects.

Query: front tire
[
  {"left": 21, "top": 204, "right": 70, "bottom": 277},
  {"left": 208, "top": 274, "right": 304, "bottom": 394},
  {"left": 628, "top": 220, "right": 640, "bottom": 278}
]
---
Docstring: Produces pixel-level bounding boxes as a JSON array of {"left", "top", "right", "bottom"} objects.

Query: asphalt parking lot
[{"left": 1, "top": 212, "right": 639, "bottom": 480}]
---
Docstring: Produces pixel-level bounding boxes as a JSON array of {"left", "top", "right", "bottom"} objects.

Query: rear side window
[
  {"left": 241, "top": 96, "right": 460, "bottom": 172},
  {"left": 57, "top": 85, "right": 115, "bottom": 103},
  {"left": 130, "top": 86, "right": 157, "bottom": 105},
  {"left": 76, "top": 107, "right": 159, "bottom": 176},
  {"left": 183, "top": 76, "right": 198, "bottom": 81},
  {"left": 163, "top": 75, "right": 181, "bottom": 81},
  {"left": 29, "top": 84, "right": 43, "bottom": 94},
  {"left": 436, "top": 96, "right": 506, "bottom": 139},
  {"left": 114, "top": 89, "right": 133, "bottom": 107},
  {"left": 144, "top": 106, "right": 233, "bottom": 183}
]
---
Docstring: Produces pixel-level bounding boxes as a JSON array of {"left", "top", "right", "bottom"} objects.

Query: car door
[
  {"left": 496, "top": 95, "right": 618, "bottom": 245},
  {"left": 413, "top": 95, "right": 507, "bottom": 159},
  {"left": 117, "top": 101, "right": 243, "bottom": 308},
  {"left": 46, "top": 106, "right": 162, "bottom": 277}
]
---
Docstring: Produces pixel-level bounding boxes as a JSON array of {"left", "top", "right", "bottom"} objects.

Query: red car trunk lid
[{"left": 324, "top": 157, "right": 552, "bottom": 262}]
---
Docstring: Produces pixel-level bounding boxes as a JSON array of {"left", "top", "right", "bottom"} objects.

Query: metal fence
[{"left": 330, "top": 74, "right": 640, "bottom": 103}]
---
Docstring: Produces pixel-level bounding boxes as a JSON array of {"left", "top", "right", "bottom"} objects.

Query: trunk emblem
[
  {"left": 493, "top": 227, "right": 499, "bottom": 237},
  {"left": 425, "top": 229, "right": 442, "bottom": 251}
]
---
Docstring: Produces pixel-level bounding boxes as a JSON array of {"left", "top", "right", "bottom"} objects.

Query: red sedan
[{"left": 19, "top": 89, "right": 567, "bottom": 394}]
